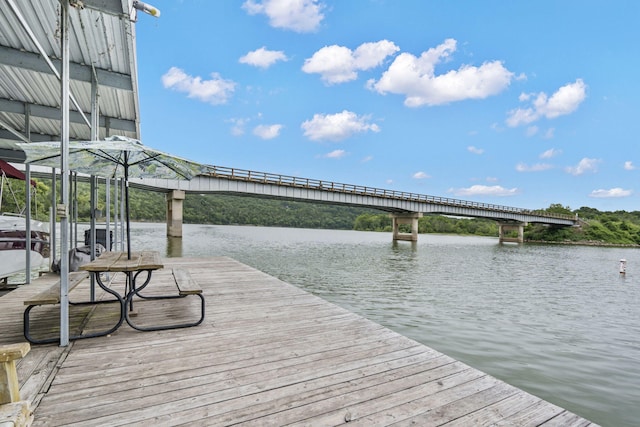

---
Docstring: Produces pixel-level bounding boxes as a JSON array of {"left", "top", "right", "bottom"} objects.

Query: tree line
[{"left": 2, "top": 177, "right": 639, "bottom": 246}]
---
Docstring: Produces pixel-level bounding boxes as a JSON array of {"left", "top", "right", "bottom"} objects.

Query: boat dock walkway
[{"left": 0, "top": 257, "right": 597, "bottom": 426}]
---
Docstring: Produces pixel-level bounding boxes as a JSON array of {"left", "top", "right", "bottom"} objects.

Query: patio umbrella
[
  {"left": 0, "top": 140, "right": 27, "bottom": 163},
  {"left": 17, "top": 135, "right": 203, "bottom": 258}
]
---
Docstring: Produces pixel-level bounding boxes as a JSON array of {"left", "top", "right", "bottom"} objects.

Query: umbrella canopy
[
  {"left": 17, "top": 135, "right": 203, "bottom": 258},
  {"left": 0, "top": 141, "right": 27, "bottom": 163},
  {"left": 17, "top": 135, "right": 202, "bottom": 180}
]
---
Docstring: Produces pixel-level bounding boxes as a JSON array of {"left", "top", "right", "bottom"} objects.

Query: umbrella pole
[{"left": 125, "top": 159, "right": 131, "bottom": 260}]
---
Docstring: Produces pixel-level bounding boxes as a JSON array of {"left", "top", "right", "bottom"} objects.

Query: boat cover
[{"left": 0, "top": 159, "right": 36, "bottom": 186}]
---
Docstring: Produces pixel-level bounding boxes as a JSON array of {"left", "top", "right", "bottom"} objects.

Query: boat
[{"left": 0, "top": 160, "right": 50, "bottom": 281}]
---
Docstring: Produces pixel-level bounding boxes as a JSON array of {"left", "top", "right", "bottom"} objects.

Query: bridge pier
[
  {"left": 498, "top": 222, "right": 525, "bottom": 244},
  {"left": 166, "top": 190, "right": 185, "bottom": 237},
  {"left": 392, "top": 213, "right": 422, "bottom": 242}
]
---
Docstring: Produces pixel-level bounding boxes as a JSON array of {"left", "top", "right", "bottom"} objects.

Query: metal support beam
[
  {"left": 89, "top": 65, "right": 100, "bottom": 301},
  {"left": 59, "top": 0, "right": 71, "bottom": 347},
  {"left": 24, "top": 105, "right": 32, "bottom": 283}
]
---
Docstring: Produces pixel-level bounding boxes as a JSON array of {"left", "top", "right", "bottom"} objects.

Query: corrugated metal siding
[{"left": 0, "top": 0, "right": 140, "bottom": 144}]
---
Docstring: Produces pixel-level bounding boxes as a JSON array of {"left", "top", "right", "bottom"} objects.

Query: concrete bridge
[{"left": 131, "top": 165, "right": 579, "bottom": 244}]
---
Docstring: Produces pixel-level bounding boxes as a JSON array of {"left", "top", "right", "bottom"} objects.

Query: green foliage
[
  {"left": 545, "top": 203, "right": 573, "bottom": 215},
  {"left": 182, "top": 194, "right": 377, "bottom": 229},
  {"left": 353, "top": 213, "right": 499, "bottom": 237},
  {"left": 524, "top": 224, "right": 581, "bottom": 242},
  {"left": 6, "top": 184, "right": 640, "bottom": 246},
  {"left": 354, "top": 213, "right": 392, "bottom": 231},
  {"left": 525, "top": 204, "right": 640, "bottom": 245},
  {"left": 418, "top": 215, "right": 497, "bottom": 236},
  {"left": 1, "top": 177, "right": 51, "bottom": 220}
]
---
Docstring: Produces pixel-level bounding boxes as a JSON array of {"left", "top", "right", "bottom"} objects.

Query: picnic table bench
[
  {"left": 123, "top": 267, "right": 205, "bottom": 331},
  {"left": 23, "top": 271, "right": 124, "bottom": 344}
]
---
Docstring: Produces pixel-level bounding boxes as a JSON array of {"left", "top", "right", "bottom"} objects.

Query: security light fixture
[{"left": 133, "top": 1, "right": 160, "bottom": 17}]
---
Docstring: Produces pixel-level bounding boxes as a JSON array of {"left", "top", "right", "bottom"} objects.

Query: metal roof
[{"left": 0, "top": 0, "right": 141, "bottom": 145}]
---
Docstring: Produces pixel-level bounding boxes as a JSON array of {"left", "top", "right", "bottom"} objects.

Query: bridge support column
[
  {"left": 166, "top": 190, "right": 185, "bottom": 237},
  {"left": 498, "top": 222, "right": 525, "bottom": 244},
  {"left": 391, "top": 213, "right": 422, "bottom": 242}
]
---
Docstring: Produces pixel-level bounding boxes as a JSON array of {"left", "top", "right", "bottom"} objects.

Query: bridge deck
[{"left": 1, "top": 257, "right": 596, "bottom": 426}]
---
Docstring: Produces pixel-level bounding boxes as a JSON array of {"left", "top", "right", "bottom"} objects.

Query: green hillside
[{"left": 3, "top": 177, "right": 639, "bottom": 246}]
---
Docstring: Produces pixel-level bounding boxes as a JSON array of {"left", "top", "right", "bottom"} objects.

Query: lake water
[{"left": 25, "top": 222, "right": 640, "bottom": 425}]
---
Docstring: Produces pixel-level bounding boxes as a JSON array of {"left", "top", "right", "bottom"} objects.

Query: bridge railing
[{"left": 201, "top": 165, "right": 576, "bottom": 221}]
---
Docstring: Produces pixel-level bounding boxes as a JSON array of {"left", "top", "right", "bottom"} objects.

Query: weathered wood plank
[
  {"left": 172, "top": 268, "right": 201, "bottom": 295},
  {"left": 79, "top": 251, "right": 162, "bottom": 272},
  {"left": 442, "top": 390, "right": 544, "bottom": 426},
  {"left": 23, "top": 271, "right": 89, "bottom": 306}
]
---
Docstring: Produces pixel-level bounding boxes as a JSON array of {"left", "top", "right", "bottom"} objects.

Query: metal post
[
  {"left": 24, "top": 106, "right": 31, "bottom": 283},
  {"left": 120, "top": 179, "right": 125, "bottom": 252},
  {"left": 114, "top": 178, "right": 119, "bottom": 251},
  {"left": 59, "top": 0, "right": 71, "bottom": 347},
  {"left": 89, "top": 67, "right": 99, "bottom": 300},
  {"left": 89, "top": 175, "right": 97, "bottom": 301},
  {"left": 50, "top": 169, "right": 56, "bottom": 267},
  {"left": 72, "top": 172, "right": 77, "bottom": 247},
  {"left": 24, "top": 165, "right": 31, "bottom": 284},
  {"left": 124, "top": 159, "right": 131, "bottom": 259},
  {"left": 106, "top": 178, "right": 111, "bottom": 252}
]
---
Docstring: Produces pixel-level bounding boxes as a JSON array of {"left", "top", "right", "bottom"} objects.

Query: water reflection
[{"left": 391, "top": 240, "right": 418, "bottom": 252}]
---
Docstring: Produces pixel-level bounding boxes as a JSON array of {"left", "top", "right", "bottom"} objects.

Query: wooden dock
[{"left": 0, "top": 257, "right": 597, "bottom": 426}]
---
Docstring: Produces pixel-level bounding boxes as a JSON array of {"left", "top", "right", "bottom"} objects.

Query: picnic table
[
  {"left": 24, "top": 251, "right": 204, "bottom": 344},
  {"left": 80, "top": 250, "right": 164, "bottom": 312},
  {"left": 79, "top": 251, "right": 204, "bottom": 332}
]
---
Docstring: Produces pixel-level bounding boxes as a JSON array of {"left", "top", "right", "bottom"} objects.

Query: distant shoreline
[{"left": 525, "top": 239, "right": 640, "bottom": 248}]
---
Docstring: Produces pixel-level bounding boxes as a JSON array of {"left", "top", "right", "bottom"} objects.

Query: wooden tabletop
[{"left": 79, "top": 251, "right": 163, "bottom": 273}]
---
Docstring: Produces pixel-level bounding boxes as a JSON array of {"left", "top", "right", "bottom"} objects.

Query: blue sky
[{"left": 133, "top": 0, "right": 640, "bottom": 212}]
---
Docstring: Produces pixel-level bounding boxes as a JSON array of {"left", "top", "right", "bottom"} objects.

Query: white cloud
[
  {"left": 302, "top": 40, "right": 399, "bottom": 85},
  {"left": 242, "top": 0, "right": 325, "bottom": 33},
  {"left": 368, "top": 38, "right": 514, "bottom": 107},
  {"left": 361, "top": 155, "right": 373, "bottom": 163},
  {"left": 449, "top": 185, "right": 520, "bottom": 197},
  {"left": 239, "top": 47, "right": 288, "bottom": 68},
  {"left": 161, "top": 67, "right": 235, "bottom": 105},
  {"left": 490, "top": 122, "right": 504, "bottom": 132},
  {"left": 324, "top": 149, "right": 346, "bottom": 159},
  {"left": 540, "top": 148, "right": 561, "bottom": 159},
  {"left": 543, "top": 128, "right": 555, "bottom": 139},
  {"left": 565, "top": 157, "right": 599, "bottom": 176},
  {"left": 506, "top": 79, "right": 587, "bottom": 127},
  {"left": 467, "top": 146, "right": 484, "bottom": 155},
  {"left": 227, "top": 117, "right": 248, "bottom": 136},
  {"left": 624, "top": 161, "right": 635, "bottom": 170},
  {"left": 515, "top": 162, "right": 553, "bottom": 172},
  {"left": 589, "top": 188, "right": 633, "bottom": 198},
  {"left": 525, "top": 126, "right": 539, "bottom": 137},
  {"left": 301, "top": 110, "right": 380, "bottom": 141},
  {"left": 253, "top": 124, "right": 283, "bottom": 139},
  {"left": 413, "top": 171, "right": 430, "bottom": 179}
]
